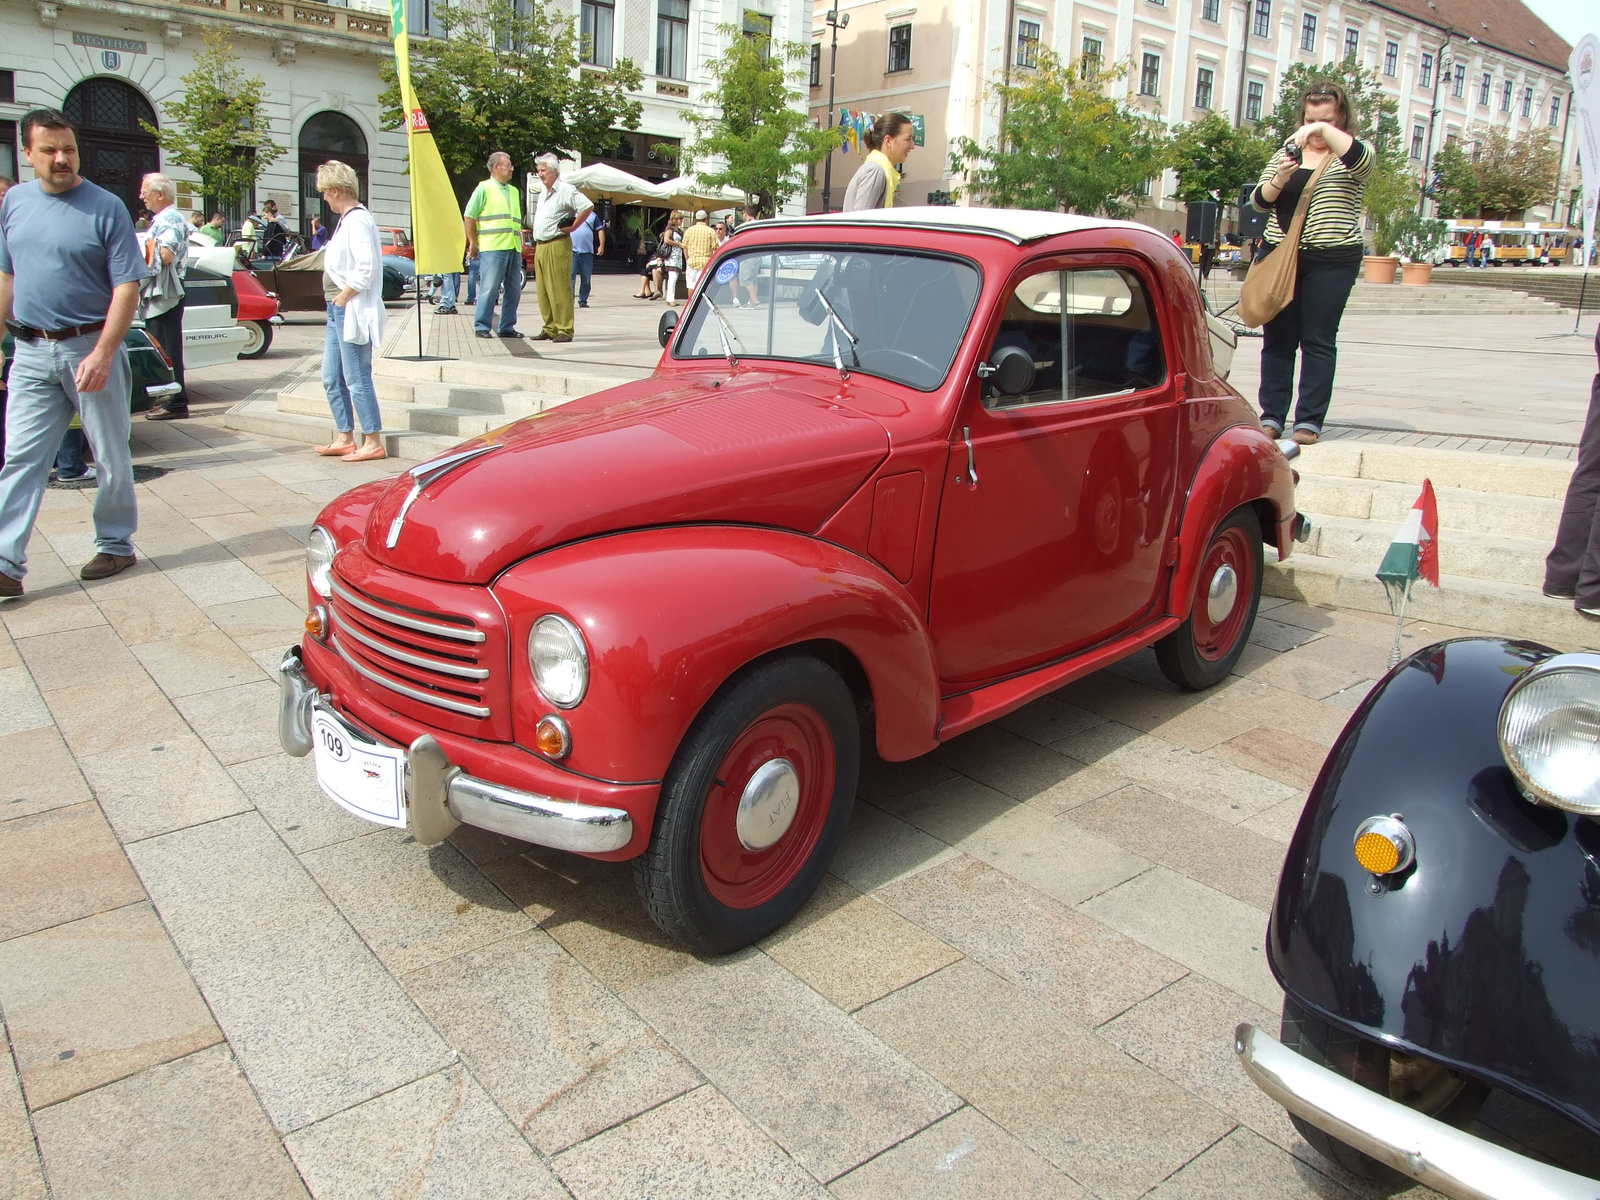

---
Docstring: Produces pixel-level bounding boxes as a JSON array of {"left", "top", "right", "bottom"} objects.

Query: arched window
[
  {"left": 64, "top": 78, "right": 159, "bottom": 218},
  {"left": 299, "top": 111, "right": 368, "bottom": 234}
]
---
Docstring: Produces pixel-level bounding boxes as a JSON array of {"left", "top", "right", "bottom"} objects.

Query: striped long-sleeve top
[{"left": 1250, "top": 138, "right": 1373, "bottom": 263}]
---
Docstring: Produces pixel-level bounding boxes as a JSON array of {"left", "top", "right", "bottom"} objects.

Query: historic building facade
[{"left": 807, "top": 0, "right": 1580, "bottom": 226}]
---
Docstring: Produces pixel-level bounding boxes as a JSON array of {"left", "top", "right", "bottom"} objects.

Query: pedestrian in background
[
  {"left": 1544, "top": 326, "right": 1600, "bottom": 616},
  {"left": 841, "top": 113, "right": 914, "bottom": 212},
  {"left": 310, "top": 215, "right": 330, "bottom": 250},
  {"left": 570, "top": 207, "right": 604, "bottom": 309},
  {"left": 140, "top": 173, "right": 189, "bottom": 421},
  {"left": 681, "top": 209, "right": 717, "bottom": 305},
  {"left": 0, "top": 108, "right": 147, "bottom": 597},
  {"left": 196, "top": 212, "right": 226, "bottom": 246},
  {"left": 464, "top": 151, "right": 524, "bottom": 340},
  {"left": 1247, "top": 81, "right": 1373, "bottom": 446},
  {"left": 529, "top": 153, "right": 590, "bottom": 342},
  {"left": 311, "top": 160, "right": 385, "bottom": 464},
  {"left": 659, "top": 212, "right": 685, "bottom": 303}
]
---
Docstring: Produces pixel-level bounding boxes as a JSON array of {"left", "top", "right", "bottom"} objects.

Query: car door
[{"left": 927, "top": 256, "right": 1181, "bottom": 687}]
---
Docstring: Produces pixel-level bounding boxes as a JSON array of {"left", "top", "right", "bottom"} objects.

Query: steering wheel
[{"left": 856, "top": 346, "right": 939, "bottom": 384}]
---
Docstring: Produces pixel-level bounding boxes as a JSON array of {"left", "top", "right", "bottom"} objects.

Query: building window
[
  {"left": 1452, "top": 64, "right": 1464, "bottom": 97},
  {"left": 1081, "top": 36, "right": 1103, "bottom": 77},
  {"left": 0, "top": 120, "right": 14, "bottom": 183},
  {"left": 1551, "top": 94, "right": 1562, "bottom": 126},
  {"left": 743, "top": 9, "right": 773, "bottom": 59},
  {"left": 1343, "top": 28, "right": 1358, "bottom": 60},
  {"left": 888, "top": 23, "right": 912, "bottom": 72},
  {"left": 1194, "top": 66, "right": 1214, "bottom": 109},
  {"left": 1015, "top": 20, "right": 1040, "bottom": 69},
  {"left": 580, "top": 0, "right": 613, "bottom": 66},
  {"left": 656, "top": 0, "right": 689, "bottom": 79},
  {"left": 1420, "top": 53, "right": 1432, "bottom": 89},
  {"left": 1479, "top": 72, "right": 1491, "bottom": 105},
  {"left": 1252, "top": 0, "right": 1270, "bottom": 38},
  {"left": 0, "top": 71, "right": 12, "bottom": 105},
  {"left": 809, "top": 42, "right": 821, "bottom": 87},
  {"left": 1140, "top": 52, "right": 1160, "bottom": 97},
  {"left": 1501, "top": 79, "right": 1512, "bottom": 111},
  {"left": 1522, "top": 86, "right": 1533, "bottom": 118},
  {"left": 1245, "top": 78, "right": 1264, "bottom": 122},
  {"left": 1300, "top": 14, "right": 1316, "bottom": 52},
  {"left": 1383, "top": 40, "right": 1397, "bottom": 76},
  {"left": 1202, "top": 0, "right": 1219, "bottom": 21},
  {"left": 1410, "top": 124, "right": 1424, "bottom": 159}
]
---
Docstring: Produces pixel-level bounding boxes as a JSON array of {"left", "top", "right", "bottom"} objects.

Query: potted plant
[
  {"left": 1393, "top": 215, "right": 1449, "bottom": 286},
  {"left": 1362, "top": 159, "right": 1416, "bottom": 284}
]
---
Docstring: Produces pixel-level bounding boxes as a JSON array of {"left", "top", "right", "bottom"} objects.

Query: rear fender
[{"left": 493, "top": 526, "right": 942, "bottom": 785}]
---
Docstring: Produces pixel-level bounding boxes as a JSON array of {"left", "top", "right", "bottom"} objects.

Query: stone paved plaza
[{"left": 2, "top": 290, "right": 1598, "bottom": 1199}]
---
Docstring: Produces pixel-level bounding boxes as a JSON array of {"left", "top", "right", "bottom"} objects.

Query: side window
[{"left": 985, "top": 266, "right": 1165, "bottom": 408}]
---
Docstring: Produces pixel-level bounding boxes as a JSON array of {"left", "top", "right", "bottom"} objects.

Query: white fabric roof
[{"left": 755, "top": 205, "right": 1147, "bottom": 244}]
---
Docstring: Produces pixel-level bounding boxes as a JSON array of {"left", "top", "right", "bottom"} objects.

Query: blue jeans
[
  {"left": 474, "top": 249, "right": 522, "bottom": 334},
  {"left": 56, "top": 428, "right": 88, "bottom": 476},
  {"left": 572, "top": 251, "right": 594, "bottom": 305},
  {"left": 0, "top": 334, "right": 136, "bottom": 580},
  {"left": 322, "top": 304, "right": 382, "bottom": 436},
  {"left": 439, "top": 259, "right": 482, "bottom": 308}
]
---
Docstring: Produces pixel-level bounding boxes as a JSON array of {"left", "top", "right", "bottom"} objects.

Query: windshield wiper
[
  {"left": 814, "top": 287, "right": 858, "bottom": 381},
  {"left": 703, "top": 296, "right": 741, "bottom": 367}
]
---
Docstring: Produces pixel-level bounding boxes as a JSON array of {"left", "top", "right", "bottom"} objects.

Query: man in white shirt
[{"left": 529, "top": 153, "right": 591, "bottom": 343}]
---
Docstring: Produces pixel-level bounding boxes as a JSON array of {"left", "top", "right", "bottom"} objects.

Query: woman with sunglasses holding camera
[{"left": 1248, "top": 82, "right": 1373, "bottom": 446}]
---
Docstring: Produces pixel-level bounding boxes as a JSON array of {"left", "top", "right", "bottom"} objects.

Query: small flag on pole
[{"left": 1377, "top": 480, "right": 1440, "bottom": 668}]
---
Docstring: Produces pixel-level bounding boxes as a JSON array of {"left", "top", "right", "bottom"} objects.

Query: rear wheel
[
  {"left": 633, "top": 655, "right": 859, "bottom": 954},
  {"left": 1156, "top": 506, "right": 1263, "bottom": 690},
  {"left": 239, "top": 320, "right": 272, "bottom": 360},
  {"left": 1280, "top": 998, "right": 1488, "bottom": 1188}
]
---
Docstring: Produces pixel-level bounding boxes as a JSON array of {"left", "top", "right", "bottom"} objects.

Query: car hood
[{"left": 361, "top": 374, "right": 890, "bottom": 584}]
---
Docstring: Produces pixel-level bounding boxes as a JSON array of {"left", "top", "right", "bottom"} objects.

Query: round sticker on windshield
[{"left": 714, "top": 258, "right": 740, "bottom": 285}]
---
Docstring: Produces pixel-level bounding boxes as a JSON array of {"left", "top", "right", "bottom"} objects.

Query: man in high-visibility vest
[{"left": 463, "top": 151, "right": 525, "bottom": 339}]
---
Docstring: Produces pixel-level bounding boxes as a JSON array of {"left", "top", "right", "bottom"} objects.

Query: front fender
[
  {"left": 1167, "top": 425, "right": 1294, "bottom": 620},
  {"left": 1269, "top": 636, "right": 1600, "bottom": 1136},
  {"left": 493, "top": 526, "right": 942, "bottom": 785}
]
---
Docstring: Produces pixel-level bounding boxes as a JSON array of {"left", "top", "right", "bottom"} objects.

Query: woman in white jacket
[{"left": 312, "top": 160, "right": 387, "bottom": 462}]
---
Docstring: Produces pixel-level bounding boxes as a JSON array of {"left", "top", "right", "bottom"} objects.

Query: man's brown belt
[{"left": 6, "top": 319, "right": 106, "bottom": 342}]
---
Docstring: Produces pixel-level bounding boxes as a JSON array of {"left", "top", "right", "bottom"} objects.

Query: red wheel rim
[
  {"left": 1191, "top": 526, "right": 1254, "bottom": 661},
  {"left": 699, "top": 703, "right": 835, "bottom": 909}
]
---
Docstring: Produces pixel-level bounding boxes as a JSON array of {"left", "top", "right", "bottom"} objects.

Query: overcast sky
[{"left": 1521, "top": 0, "right": 1595, "bottom": 50}]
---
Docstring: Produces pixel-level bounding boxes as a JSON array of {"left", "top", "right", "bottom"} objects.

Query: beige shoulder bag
[{"left": 1237, "top": 155, "right": 1332, "bottom": 328}]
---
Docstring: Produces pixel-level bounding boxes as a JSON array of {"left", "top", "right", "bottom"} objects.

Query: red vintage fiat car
[{"left": 278, "top": 207, "right": 1302, "bottom": 952}]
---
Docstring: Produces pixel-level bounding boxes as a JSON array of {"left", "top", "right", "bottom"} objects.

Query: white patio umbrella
[
  {"left": 656, "top": 175, "right": 747, "bottom": 213},
  {"left": 562, "top": 163, "right": 670, "bottom": 206}
]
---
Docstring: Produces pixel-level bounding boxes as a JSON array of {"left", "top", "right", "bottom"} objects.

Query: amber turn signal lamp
[
  {"left": 1352, "top": 815, "right": 1415, "bottom": 876},
  {"left": 535, "top": 714, "right": 571, "bottom": 760},
  {"left": 305, "top": 606, "right": 329, "bottom": 641}
]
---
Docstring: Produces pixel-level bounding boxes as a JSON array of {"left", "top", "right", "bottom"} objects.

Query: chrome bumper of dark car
[
  {"left": 277, "top": 646, "right": 633, "bottom": 854},
  {"left": 1235, "top": 1024, "right": 1600, "bottom": 1200}
]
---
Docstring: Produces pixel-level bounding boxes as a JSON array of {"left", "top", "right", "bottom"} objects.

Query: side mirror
[
  {"left": 658, "top": 308, "right": 679, "bottom": 349},
  {"left": 979, "top": 344, "right": 1036, "bottom": 397}
]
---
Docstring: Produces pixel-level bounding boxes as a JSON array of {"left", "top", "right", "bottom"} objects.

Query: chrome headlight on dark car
[
  {"left": 529, "top": 614, "right": 589, "bottom": 709},
  {"left": 306, "top": 526, "right": 336, "bottom": 599},
  {"left": 1499, "top": 653, "right": 1600, "bottom": 816}
]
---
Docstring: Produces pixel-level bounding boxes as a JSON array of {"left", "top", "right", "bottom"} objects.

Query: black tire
[
  {"left": 1280, "top": 998, "right": 1488, "bottom": 1188},
  {"left": 1156, "top": 506, "right": 1263, "bottom": 690},
  {"left": 239, "top": 320, "right": 272, "bottom": 360},
  {"left": 633, "top": 654, "right": 860, "bottom": 954}
]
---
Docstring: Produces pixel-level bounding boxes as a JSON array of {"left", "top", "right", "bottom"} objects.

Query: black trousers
[
  {"left": 144, "top": 300, "right": 186, "bottom": 409},
  {"left": 1544, "top": 328, "right": 1600, "bottom": 605},
  {"left": 1258, "top": 254, "right": 1358, "bottom": 435}
]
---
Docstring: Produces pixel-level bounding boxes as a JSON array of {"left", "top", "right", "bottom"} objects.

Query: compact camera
[{"left": 1282, "top": 138, "right": 1304, "bottom": 164}]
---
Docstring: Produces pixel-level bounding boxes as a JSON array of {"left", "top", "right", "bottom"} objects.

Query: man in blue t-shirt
[
  {"left": 569, "top": 209, "right": 605, "bottom": 308},
  {"left": 0, "top": 109, "right": 146, "bottom": 596}
]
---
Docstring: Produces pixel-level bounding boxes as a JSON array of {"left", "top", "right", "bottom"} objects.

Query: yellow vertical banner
[{"left": 391, "top": 0, "right": 467, "bottom": 276}]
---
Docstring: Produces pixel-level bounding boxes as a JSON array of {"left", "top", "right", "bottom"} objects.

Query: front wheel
[
  {"left": 634, "top": 655, "right": 860, "bottom": 954},
  {"left": 1280, "top": 999, "right": 1488, "bottom": 1188},
  {"left": 1156, "top": 506, "right": 1263, "bottom": 690},
  {"left": 239, "top": 320, "right": 273, "bottom": 360}
]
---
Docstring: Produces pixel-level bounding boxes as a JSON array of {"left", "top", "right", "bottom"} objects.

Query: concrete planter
[
  {"left": 1363, "top": 255, "right": 1400, "bottom": 284},
  {"left": 1401, "top": 262, "right": 1434, "bottom": 287}
]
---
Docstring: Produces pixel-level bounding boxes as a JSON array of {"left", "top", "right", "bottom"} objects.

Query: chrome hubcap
[
  {"left": 1207, "top": 564, "right": 1238, "bottom": 625},
  {"left": 735, "top": 758, "right": 800, "bottom": 851}
]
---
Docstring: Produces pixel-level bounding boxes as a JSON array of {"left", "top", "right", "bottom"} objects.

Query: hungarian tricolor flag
[
  {"left": 389, "top": 0, "right": 465, "bottom": 276},
  {"left": 1377, "top": 480, "right": 1440, "bottom": 589}
]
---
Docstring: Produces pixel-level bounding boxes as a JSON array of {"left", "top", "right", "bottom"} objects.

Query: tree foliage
[
  {"left": 1468, "top": 125, "right": 1561, "bottom": 216},
  {"left": 677, "top": 26, "right": 839, "bottom": 214},
  {"left": 1429, "top": 141, "right": 1478, "bottom": 219},
  {"left": 1167, "top": 111, "right": 1271, "bottom": 206},
  {"left": 379, "top": 0, "right": 642, "bottom": 204},
  {"left": 142, "top": 28, "right": 285, "bottom": 207},
  {"left": 948, "top": 53, "right": 1169, "bottom": 217},
  {"left": 1261, "top": 59, "right": 1400, "bottom": 154}
]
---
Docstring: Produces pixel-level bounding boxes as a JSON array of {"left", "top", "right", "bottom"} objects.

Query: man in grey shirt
[{"left": 0, "top": 108, "right": 146, "bottom": 597}]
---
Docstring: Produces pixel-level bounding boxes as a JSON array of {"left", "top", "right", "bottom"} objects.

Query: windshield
[{"left": 674, "top": 248, "right": 981, "bottom": 391}]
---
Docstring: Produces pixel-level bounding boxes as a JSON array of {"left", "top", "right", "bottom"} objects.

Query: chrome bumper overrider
[
  {"left": 1235, "top": 1024, "right": 1600, "bottom": 1200},
  {"left": 277, "top": 647, "right": 633, "bottom": 854}
]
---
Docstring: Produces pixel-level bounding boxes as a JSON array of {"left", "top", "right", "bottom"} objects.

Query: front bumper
[
  {"left": 278, "top": 647, "right": 633, "bottom": 854},
  {"left": 1235, "top": 1025, "right": 1600, "bottom": 1200}
]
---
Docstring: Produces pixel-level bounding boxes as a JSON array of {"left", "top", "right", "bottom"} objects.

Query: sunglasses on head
[{"left": 1305, "top": 91, "right": 1337, "bottom": 101}]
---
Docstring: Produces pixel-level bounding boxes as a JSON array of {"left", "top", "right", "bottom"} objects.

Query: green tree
[
  {"left": 1167, "top": 110, "right": 1271, "bottom": 206},
  {"left": 379, "top": 0, "right": 642, "bottom": 204},
  {"left": 1261, "top": 59, "right": 1399, "bottom": 154},
  {"left": 1428, "top": 140, "right": 1478, "bottom": 219},
  {"left": 676, "top": 25, "right": 839, "bottom": 214},
  {"left": 1468, "top": 124, "right": 1562, "bottom": 216},
  {"left": 142, "top": 28, "right": 285, "bottom": 207},
  {"left": 948, "top": 53, "right": 1169, "bottom": 217}
]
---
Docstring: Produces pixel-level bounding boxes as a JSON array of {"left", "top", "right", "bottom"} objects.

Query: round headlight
[
  {"left": 529, "top": 615, "right": 588, "bottom": 709},
  {"left": 1499, "top": 654, "right": 1600, "bottom": 815},
  {"left": 306, "top": 526, "right": 336, "bottom": 599}
]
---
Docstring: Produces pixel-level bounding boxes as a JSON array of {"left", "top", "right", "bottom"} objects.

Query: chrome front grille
[{"left": 328, "top": 576, "right": 493, "bottom": 719}]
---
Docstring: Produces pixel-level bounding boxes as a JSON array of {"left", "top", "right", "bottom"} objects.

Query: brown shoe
[
  {"left": 1291, "top": 429, "right": 1320, "bottom": 446},
  {"left": 551, "top": 334, "right": 572, "bottom": 343},
  {"left": 79, "top": 553, "right": 136, "bottom": 581},
  {"left": 0, "top": 573, "right": 20, "bottom": 599}
]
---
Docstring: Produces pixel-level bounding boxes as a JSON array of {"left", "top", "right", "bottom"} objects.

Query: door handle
[{"left": 956, "top": 426, "right": 978, "bottom": 487}]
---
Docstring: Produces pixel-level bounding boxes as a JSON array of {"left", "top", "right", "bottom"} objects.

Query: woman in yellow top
[{"left": 841, "top": 113, "right": 915, "bottom": 211}]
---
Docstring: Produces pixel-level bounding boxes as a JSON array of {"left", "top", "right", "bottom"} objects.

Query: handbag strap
[{"left": 1280, "top": 154, "right": 1334, "bottom": 251}]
